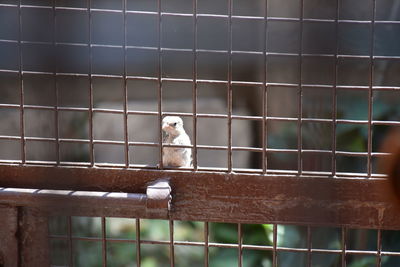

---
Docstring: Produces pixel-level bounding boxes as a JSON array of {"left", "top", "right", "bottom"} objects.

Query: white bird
[{"left": 162, "top": 116, "right": 192, "bottom": 167}]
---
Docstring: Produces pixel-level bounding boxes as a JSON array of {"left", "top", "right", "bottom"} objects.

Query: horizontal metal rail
[
  {"left": 0, "top": 179, "right": 171, "bottom": 218},
  {"left": 1, "top": 165, "right": 399, "bottom": 229}
]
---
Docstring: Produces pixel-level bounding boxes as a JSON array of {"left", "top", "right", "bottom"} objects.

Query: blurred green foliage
[{"left": 48, "top": 217, "right": 400, "bottom": 267}]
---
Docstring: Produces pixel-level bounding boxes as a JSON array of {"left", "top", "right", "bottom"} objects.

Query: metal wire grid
[
  {"left": 0, "top": 0, "right": 399, "bottom": 177},
  {"left": 48, "top": 217, "right": 400, "bottom": 267}
]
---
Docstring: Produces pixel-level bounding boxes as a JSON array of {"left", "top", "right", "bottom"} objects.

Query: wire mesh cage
[
  {"left": 1, "top": 0, "right": 400, "bottom": 266},
  {"left": 0, "top": 0, "right": 399, "bottom": 175}
]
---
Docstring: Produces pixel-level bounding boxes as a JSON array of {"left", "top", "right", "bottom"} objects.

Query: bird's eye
[{"left": 173, "top": 122, "right": 177, "bottom": 126}]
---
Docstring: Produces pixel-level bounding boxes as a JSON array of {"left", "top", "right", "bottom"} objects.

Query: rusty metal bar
[
  {"left": 157, "top": 0, "right": 163, "bottom": 170},
  {"left": 204, "top": 222, "right": 209, "bottom": 267},
  {"left": 227, "top": 0, "right": 233, "bottom": 172},
  {"left": 19, "top": 207, "right": 50, "bottom": 267},
  {"left": 101, "top": 217, "right": 107, "bottom": 267},
  {"left": 376, "top": 229, "right": 382, "bottom": 267},
  {"left": 1, "top": 165, "right": 399, "bottom": 228},
  {"left": 7, "top": 102, "right": 400, "bottom": 124},
  {"left": 262, "top": 0, "right": 268, "bottom": 174},
  {"left": 192, "top": 0, "right": 198, "bottom": 170},
  {"left": 2, "top": 42, "right": 400, "bottom": 59},
  {"left": 0, "top": 108, "right": 398, "bottom": 126},
  {"left": 53, "top": 0, "right": 60, "bottom": 166},
  {"left": 238, "top": 223, "right": 243, "bottom": 267},
  {"left": 18, "top": 0, "right": 25, "bottom": 164},
  {"left": 169, "top": 220, "right": 175, "bottom": 266},
  {"left": 135, "top": 218, "right": 141, "bottom": 267},
  {"left": 2, "top": 66, "right": 400, "bottom": 90},
  {"left": 341, "top": 227, "right": 346, "bottom": 267},
  {"left": 5, "top": 2, "right": 400, "bottom": 24},
  {"left": 45, "top": 233, "right": 400, "bottom": 256},
  {"left": 0, "top": 159, "right": 390, "bottom": 179},
  {"left": 0, "top": 134, "right": 394, "bottom": 157},
  {"left": 367, "top": 0, "right": 377, "bottom": 178},
  {"left": 272, "top": 224, "right": 277, "bottom": 267},
  {"left": 88, "top": 0, "right": 94, "bottom": 167},
  {"left": 297, "top": 0, "right": 305, "bottom": 175},
  {"left": 0, "top": 187, "right": 170, "bottom": 223},
  {"left": 307, "top": 226, "right": 311, "bottom": 267},
  {"left": 332, "top": 0, "right": 340, "bottom": 177},
  {"left": 0, "top": 1, "right": 393, "bottom": 23},
  {"left": 67, "top": 216, "right": 73, "bottom": 267},
  {"left": 122, "top": 0, "right": 129, "bottom": 168},
  {"left": 0, "top": 205, "right": 19, "bottom": 267}
]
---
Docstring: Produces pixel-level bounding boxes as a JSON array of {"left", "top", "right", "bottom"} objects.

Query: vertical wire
[
  {"left": 169, "top": 220, "right": 175, "bottom": 267},
  {"left": 376, "top": 229, "right": 382, "bottom": 267},
  {"left": 53, "top": 0, "right": 60, "bottom": 165},
  {"left": 101, "top": 217, "right": 107, "bottom": 267},
  {"left": 192, "top": 0, "right": 198, "bottom": 170},
  {"left": 297, "top": 0, "right": 305, "bottom": 176},
  {"left": 18, "top": 0, "right": 25, "bottom": 164},
  {"left": 136, "top": 219, "right": 141, "bottom": 267},
  {"left": 238, "top": 223, "right": 243, "bottom": 267},
  {"left": 122, "top": 0, "right": 129, "bottom": 167},
  {"left": 68, "top": 216, "right": 74, "bottom": 267},
  {"left": 367, "top": 0, "right": 377, "bottom": 178},
  {"left": 227, "top": 0, "right": 233, "bottom": 172},
  {"left": 332, "top": 0, "right": 340, "bottom": 177},
  {"left": 88, "top": 0, "right": 94, "bottom": 167},
  {"left": 272, "top": 224, "right": 277, "bottom": 267},
  {"left": 341, "top": 227, "right": 347, "bottom": 267},
  {"left": 157, "top": 0, "right": 164, "bottom": 169},
  {"left": 307, "top": 226, "right": 312, "bottom": 267},
  {"left": 262, "top": 0, "right": 268, "bottom": 174},
  {"left": 204, "top": 222, "right": 209, "bottom": 267}
]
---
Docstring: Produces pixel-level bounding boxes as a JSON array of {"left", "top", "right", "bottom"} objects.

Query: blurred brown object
[{"left": 380, "top": 128, "right": 400, "bottom": 201}]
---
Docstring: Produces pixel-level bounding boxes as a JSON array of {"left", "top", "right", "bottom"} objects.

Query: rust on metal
[
  {"left": 0, "top": 205, "right": 18, "bottom": 267},
  {"left": 19, "top": 208, "right": 50, "bottom": 267},
  {"left": 0, "top": 179, "right": 172, "bottom": 220},
  {"left": 1, "top": 165, "right": 400, "bottom": 229}
]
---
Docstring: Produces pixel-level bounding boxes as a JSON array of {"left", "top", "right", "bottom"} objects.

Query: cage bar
[
  {"left": 169, "top": 220, "right": 175, "bottom": 266},
  {"left": 227, "top": 0, "right": 233, "bottom": 172},
  {"left": 135, "top": 218, "right": 141, "bottom": 267},
  {"left": 341, "top": 227, "right": 346, "bottom": 267},
  {"left": 367, "top": 0, "right": 377, "bottom": 178},
  {"left": 18, "top": 0, "right": 25, "bottom": 164},
  {"left": 88, "top": 0, "right": 94, "bottom": 167},
  {"left": 0, "top": 0, "right": 400, "bottom": 266},
  {"left": 204, "top": 222, "right": 209, "bottom": 267},
  {"left": 157, "top": 0, "right": 163, "bottom": 170},
  {"left": 122, "top": 0, "right": 129, "bottom": 168},
  {"left": 52, "top": 0, "right": 60, "bottom": 166},
  {"left": 297, "top": 0, "right": 305, "bottom": 175},
  {"left": 262, "top": 0, "right": 268, "bottom": 174},
  {"left": 272, "top": 224, "right": 277, "bottom": 267},
  {"left": 101, "top": 217, "right": 107, "bottom": 267},
  {"left": 192, "top": 0, "right": 198, "bottom": 171},
  {"left": 331, "top": 0, "right": 340, "bottom": 177}
]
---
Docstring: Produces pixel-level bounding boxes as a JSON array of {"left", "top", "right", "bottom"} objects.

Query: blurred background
[
  {"left": 1, "top": 0, "right": 400, "bottom": 266},
  {"left": 0, "top": 0, "right": 399, "bottom": 173},
  {"left": 48, "top": 217, "right": 400, "bottom": 267}
]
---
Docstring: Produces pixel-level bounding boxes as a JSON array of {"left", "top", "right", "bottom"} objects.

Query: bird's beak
[{"left": 162, "top": 122, "right": 169, "bottom": 131}]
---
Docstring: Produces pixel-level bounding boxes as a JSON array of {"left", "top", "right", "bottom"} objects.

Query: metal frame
[
  {"left": 0, "top": 1, "right": 398, "bottom": 176},
  {"left": 1, "top": 0, "right": 400, "bottom": 266},
  {"left": 1, "top": 164, "right": 400, "bottom": 229}
]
